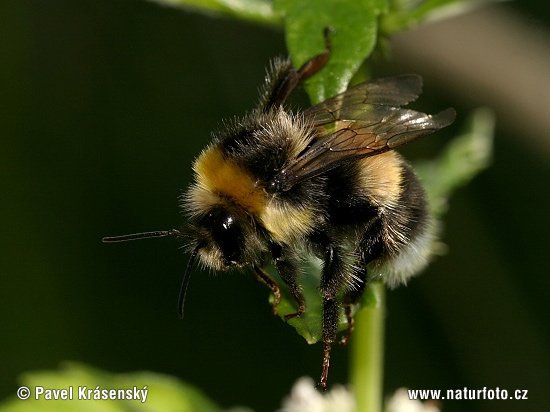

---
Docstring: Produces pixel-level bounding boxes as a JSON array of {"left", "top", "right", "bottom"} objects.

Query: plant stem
[{"left": 350, "top": 282, "right": 385, "bottom": 412}]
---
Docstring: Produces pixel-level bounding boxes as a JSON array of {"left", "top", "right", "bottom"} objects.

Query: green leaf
[
  {"left": 267, "top": 259, "right": 323, "bottom": 344},
  {"left": 0, "top": 362, "right": 252, "bottom": 412},
  {"left": 153, "top": 0, "right": 282, "bottom": 26},
  {"left": 274, "top": 0, "right": 389, "bottom": 104},
  {"left": 267, "top": 258, "right": 380, "bottom": 344}
]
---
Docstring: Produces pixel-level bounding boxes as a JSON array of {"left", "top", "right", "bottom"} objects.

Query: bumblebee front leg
[
  {"left": 271, "top": 243, "right": 305, "bottom": 321},
  {"left": 253, "top": 264, "right": 281, "bottom": 315}
]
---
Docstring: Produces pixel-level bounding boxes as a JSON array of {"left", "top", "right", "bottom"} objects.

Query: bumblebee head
[
  {"left": 199, "top": 206, "right": 246, "bottom": 266},
  {"left": 186, "top": 204, "right": 265, "bottom": 270}
]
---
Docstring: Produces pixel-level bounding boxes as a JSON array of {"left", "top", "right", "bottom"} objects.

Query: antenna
[
  {"left": 178, "top": 244, "right": 202, "bottom": 318},
  {"left": 102, "top": 228, "right": 203, "bottom": 318},
  {"left": 102, "top": 229, "right": 181, "bottom": 242}
]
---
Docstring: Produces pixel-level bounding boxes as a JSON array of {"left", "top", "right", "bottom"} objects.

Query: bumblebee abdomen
[
  {"left": 323, "top": 151, "right": 432, "bottom": 285},
  {"left": 325, "top": 152, "right": 403, "bottom": 225}
]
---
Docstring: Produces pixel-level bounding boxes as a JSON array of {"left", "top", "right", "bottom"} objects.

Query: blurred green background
[{"left": 1, "top": 1, "right": 549, "bottom": 411}]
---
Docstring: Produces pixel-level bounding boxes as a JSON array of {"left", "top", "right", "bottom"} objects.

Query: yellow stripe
[
  {"left": 261, "top": 202, "right": 315, "bottom": 243},
  {"left": 193, "top": 147, "right": 266, "bottom": 215},
  {"left": 193, "top": 146, "right": 315, "bottom": 243}
]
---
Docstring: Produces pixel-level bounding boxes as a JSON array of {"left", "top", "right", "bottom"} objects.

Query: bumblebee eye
[{"left": 205, "top": 207, "right": 244, "bottom": 264}]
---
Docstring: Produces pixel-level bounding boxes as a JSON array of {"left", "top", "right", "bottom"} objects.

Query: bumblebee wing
[
  {"left": 308, "top": 73, "right": 424, "bottom": 111},
  {"left": 268, "top": 75, "right": 455, "bottom": 192}
]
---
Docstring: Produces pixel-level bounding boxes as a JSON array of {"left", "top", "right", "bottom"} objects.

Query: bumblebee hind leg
[
  {"left": 340, "top": 217, "right": 386, "bottom": 344},
  {"left": 340, "top": 264, "right": 367, "bottom": 345},
  {"left": 316, "top": 238, "right": 349, "bottom": 389},
  {"left": 262, "top": 28, "right": 332, "bottom": 112}
]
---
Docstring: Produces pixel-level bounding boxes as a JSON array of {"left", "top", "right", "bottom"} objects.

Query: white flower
[
  {"left": 278, "top": 379, "right": 440, "bottom": 412},
  {"left": 278, "top": 377, "right": 356, "bottom": 412}
]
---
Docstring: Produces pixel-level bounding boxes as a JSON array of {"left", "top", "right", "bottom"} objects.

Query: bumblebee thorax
[{"left": 192, "top": 146, "right": 268, "bottom": 216}]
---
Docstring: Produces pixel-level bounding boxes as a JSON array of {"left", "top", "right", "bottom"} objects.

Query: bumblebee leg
[
  {"left": 295, "top": 27, "right": 332, "bottom": 82},
  {"left": 318, "top": 241, "right": 346, "bottom": 389},
  {"left": 319, "top": 296, "right": 339, "bottom": 390},
  {"left": 339, "top": 218, "right": 386, "bottom": 343},
  {"left": 340, "top": 264, "right": 367, "bottom": 345},
  {"left": 271, "top": 243, "right": 305, "bottom": 321},
  {"left": 264, "top": 28, "right": 332, "bottom": 110},
  {"left": 253, "top": 264, "right": 281, "bottom": 316}
]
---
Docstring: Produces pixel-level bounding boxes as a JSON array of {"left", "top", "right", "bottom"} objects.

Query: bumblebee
[{"left": 104, "top": 31, "right": 455, "bottom": 388}]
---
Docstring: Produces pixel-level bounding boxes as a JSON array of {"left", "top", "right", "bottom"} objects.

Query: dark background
[{"left": 1, "top": 1, "right": 549, "bottom": 411}]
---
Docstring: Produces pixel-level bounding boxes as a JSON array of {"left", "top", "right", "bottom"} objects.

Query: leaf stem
[{"left": 350, "top": 282, "right": 385, "bottom": 412}]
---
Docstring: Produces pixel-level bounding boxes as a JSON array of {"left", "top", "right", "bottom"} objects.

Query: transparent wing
[
  {"left": 268, "top": 75, "right": 456, "bottom": 192},
  {"left": 308, "top": 73, "right": 424, "bottom": 113}
]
